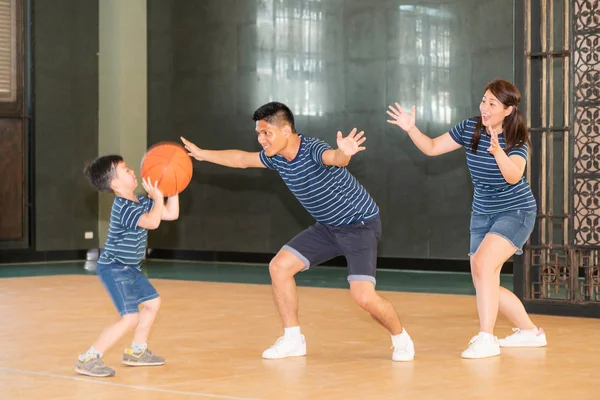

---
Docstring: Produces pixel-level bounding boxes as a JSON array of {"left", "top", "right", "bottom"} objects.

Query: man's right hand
[{"left": 181, "top": 137, "right": 204, "bottom": 161}]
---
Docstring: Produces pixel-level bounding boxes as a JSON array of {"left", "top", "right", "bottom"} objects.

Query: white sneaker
[
  {"left": 461, "top": 333, "right": 501, "bottom": 359},
  {"left": 262, "top": 335, "right": 307, "bottom": 359},
  {"left": 498, "top": 328, "right": 547, "bottom": 348},
  {"left": 391, "top": 330, "right": 415, "bottom": 361}
]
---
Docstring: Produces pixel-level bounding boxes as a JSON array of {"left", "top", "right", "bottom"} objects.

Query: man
[{"left": 181, "top": 102, "right": 414, "bottom": 361}]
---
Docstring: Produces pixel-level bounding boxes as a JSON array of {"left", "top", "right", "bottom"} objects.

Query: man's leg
[
  {"left": 263, "top": 223, "right": 341, "bottom": 359},
  {"left": 349, "top": 281, "right": 403, "bottom": 335},
  {"left": 268, "top": 249, "right": 306, "bottom": 328},
  {"left": 336, "top": 217, "right": 415, "bottom": 361}
]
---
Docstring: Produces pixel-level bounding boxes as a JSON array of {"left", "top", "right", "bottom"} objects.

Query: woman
[{"left": 387, "top": 79, "right": 547, "bottom": 359}]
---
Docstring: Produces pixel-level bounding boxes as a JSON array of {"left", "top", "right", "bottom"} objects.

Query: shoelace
[
  {"left": 508, "top": 328, "right": 523, "bottom": 338},
  {"left": 266, "top": 336, "right": 292, "bottom": 357},
  {"left": 391, "top": 338, "right": 409, "bottom": 351},
  {"left": 89, "top": 358, "right": 107, "bottom": 370},
  {"left": 267, "top": 336, "right": 290, "bottom": 352},
  {"left": 467, "top": 335, "right": 481, "bottom": 345},
  {"left": 80, "top": 354, "right": 100, "bottom": 363},
  {"left": 468, "top": 333, "right": 500, "bottom": 346}
]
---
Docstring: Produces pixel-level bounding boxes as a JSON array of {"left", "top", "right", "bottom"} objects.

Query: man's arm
[
  {"left": 322, "top": 148, "right": 351, "bottom": 167},
  {"left": 181, "top": 137, "right": 266, "bottom": 169},
  {"left": 321, "top": 128, "right": 366, "bottom": 167}
]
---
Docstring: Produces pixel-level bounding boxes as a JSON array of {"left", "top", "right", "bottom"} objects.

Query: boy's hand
[{"left": 142, "top": 177, "right": 164, "bottom": 200}]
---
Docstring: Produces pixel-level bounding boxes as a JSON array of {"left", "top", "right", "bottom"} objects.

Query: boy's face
[{"left": 111, "top": 161, "right": 138, "bottom": 193}]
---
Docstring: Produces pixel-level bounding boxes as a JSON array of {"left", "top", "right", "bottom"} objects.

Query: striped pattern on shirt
[
  {"left": 259, "top": 135, "right": 379, "bottom": 226},
  {"left": 98, "top": 196, "right": 154, "bottom": 267},
  {"left": 449, "top": 117, "right": 537, "bottom": 214}
]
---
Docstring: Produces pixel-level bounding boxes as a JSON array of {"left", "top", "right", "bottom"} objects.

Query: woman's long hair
[{"left": 470, "top": 80, "right": 530, "bottom": 154}]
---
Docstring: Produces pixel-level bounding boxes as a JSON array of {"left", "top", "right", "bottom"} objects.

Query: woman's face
[{"left": 479, "top": 90, "right": 513, "bottom": 131}]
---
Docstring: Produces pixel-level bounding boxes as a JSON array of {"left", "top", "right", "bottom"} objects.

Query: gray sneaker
[
  {"left": 75, "top": 355, "right": 116, "bottom": 377},
  {"left": 122, "top": 347, "right": 165, "bottom": 366}
]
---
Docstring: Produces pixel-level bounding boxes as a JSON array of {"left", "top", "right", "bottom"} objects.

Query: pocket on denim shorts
[
  {"left": 520, "top": 209, "right": 537, "bottom": 234},
  {"left": 469, "top": 213, "right": 489, "bottom": 234},
  {"left": 509, "top": 209, "right": 536, "bottom": 228},
  {"left": 113, "top": 267, "right": 137, "bottom": 303}
]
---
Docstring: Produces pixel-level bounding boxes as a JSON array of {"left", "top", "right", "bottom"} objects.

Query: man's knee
[
  {"left": 349, "top": 281, "right": 377, "bottom": 310},
  {"left": 269, "top": 250, "right": 307, "bottom": 279}
]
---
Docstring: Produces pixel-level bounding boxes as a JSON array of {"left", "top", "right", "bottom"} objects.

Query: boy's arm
[
  {"left": 161, "top": 195, "right": 179, "bottom": 221},
  {"left": 181, "top": 137, "right": 265, "bottom": 169},
  {"left": 137, "top": 199, "right": 164, "bottom": 230},
  {"left": 137, "top": 178, "right": 165, "bottom": 230}
]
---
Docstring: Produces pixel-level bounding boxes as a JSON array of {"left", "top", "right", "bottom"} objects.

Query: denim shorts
[
  {"left": 469, "top": 209, "right": 537, "bottom": 256},
  {"left": 97, "top": 263, "right": 159, "bottom": 316},
  {"left": 283, "top": 215, "right": 382, "bottom": 285}
]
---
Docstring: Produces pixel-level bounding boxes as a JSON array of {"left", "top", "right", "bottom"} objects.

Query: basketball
[{"left": 140, "top": 142, "right": 193, "bottom": 197}]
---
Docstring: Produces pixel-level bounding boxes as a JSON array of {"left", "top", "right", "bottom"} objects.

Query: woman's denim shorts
[{"left": 469, "top": 209, "right": 537, "bottom": 256}]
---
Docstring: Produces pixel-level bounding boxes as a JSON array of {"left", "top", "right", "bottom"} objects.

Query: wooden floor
[{"left": 0, "top": 274, "right": 597, "bottom": 399}]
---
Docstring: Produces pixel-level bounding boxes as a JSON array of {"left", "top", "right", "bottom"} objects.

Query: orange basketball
[{"left": 140, "top": 142, "right": 193, "bottom": 197}]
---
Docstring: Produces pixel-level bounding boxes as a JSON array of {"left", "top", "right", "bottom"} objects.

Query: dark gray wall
[
  {"left": 148, "top": 0, "right": 514, "bottom": 259},
  {"left": 34, "top": 0, "right": 99, "bottom": 250}
]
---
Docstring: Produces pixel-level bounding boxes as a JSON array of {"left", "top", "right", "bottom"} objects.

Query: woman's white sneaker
[
  {"left": 461, "top": 333, "right": 501, "bottom": 359},
  {"left": 498, "top": 328, "right": 547, "bottom": 348}
]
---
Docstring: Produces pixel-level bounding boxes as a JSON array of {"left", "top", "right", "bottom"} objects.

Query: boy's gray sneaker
[
  {"left": 122, "top": 347, "right": 165, "bottom": 366},
  {"left": 75, "top": 355, "right": 116, "bottom": 377}
]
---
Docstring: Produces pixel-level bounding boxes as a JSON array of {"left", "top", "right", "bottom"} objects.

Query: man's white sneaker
[
  {"left": 392, "top": 331, "right": 415, "bottom": 361},
  {"left": 262, "top": 335, "right": 307, "bottom": 359},
  {"left": 461, "top": 333, "right": 501, "bottom": 359},
  {"left": 498, "top": 328, "right": 547, "bottom": 348}
]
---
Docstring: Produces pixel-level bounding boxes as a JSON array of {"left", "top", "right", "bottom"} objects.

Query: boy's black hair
[{"left": 83, "top": 155, "right": 123, "bottom": 192}]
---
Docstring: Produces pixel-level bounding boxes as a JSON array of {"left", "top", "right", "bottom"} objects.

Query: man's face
[{"left": 255, "top": 119, "right": 290, "bottom": 157}]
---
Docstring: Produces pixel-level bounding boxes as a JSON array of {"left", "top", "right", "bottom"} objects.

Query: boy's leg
[
  {"left": 122, "top": 272, "right": 164, "bottom": 366},
  {"left": 132, "top": 297, "right": 161, "bottom": 345},
  {"left": 75, "top": 265, "right": 140, "bottom": 377},
  {"left": 335, "top": 216, "right": 415, "bottom": 361},
  {"left": 91, "top": 314, "right": 140, "bottom": 353}
]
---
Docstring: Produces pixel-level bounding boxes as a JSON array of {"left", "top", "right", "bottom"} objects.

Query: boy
[{"left": 77, "top": 155, "right": 179, "bottom": 377}]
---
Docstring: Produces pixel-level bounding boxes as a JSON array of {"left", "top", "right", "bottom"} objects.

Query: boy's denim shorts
[
  {"left": 97, "top": 263, "right": 159, "bottom": 316},
  {"left": 469, "top": 209, "right": 537, "bottom": 256}
]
